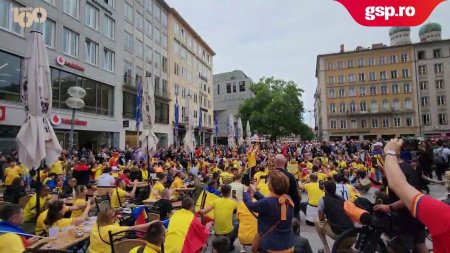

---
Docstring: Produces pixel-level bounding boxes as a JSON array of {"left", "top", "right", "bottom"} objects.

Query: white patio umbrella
[
  {"left": 237, "top": 117, "right": 244, "bottom": 146},
  {"left": 17, "top": 31, "right": 62, "bottom": 170},
  {"left": 228, "top": 113, "right": 236, "bottom": 148},
  {"left": 139, "top": 75, "right": 158, "bottom": 159},
  {"left": 183, "top": 94, "right": 195, "bottom": 154},
  {"left": 246, "top": 120, "right": 252, "bottom": 148}
]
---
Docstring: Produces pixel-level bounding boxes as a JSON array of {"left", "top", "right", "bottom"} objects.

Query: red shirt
[
  {"left": 119, "top": 174, "right": 131, "bottom": 186},
  {"left": 412, "top": 194, "right": 450, "bottom": 253},
  {"left": 74, "top": 163, "right": 89, "bottom": 171}
]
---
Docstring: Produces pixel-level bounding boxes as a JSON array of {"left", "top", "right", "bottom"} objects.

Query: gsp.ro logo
[{"left": 13, "top": 7, "right": 47, "bottom": 28}]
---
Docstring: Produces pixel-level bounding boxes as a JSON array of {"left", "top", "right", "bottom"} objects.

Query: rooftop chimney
[{"left": 340, "top": 44, "right": 344, "bottom": 53}]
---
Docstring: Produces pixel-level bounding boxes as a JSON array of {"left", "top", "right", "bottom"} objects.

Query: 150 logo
[
  {"left": 13, "top": 7, "right": 47, "bottom": 28},
  {"left": 336, "top": 0, "right": 446, "bottom": 26}
]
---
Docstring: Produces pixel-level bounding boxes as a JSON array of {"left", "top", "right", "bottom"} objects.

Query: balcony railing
[
  {"left": 154, "top": 88, "right": 171, "bottom": 99},
  {"left": 123, "top": 74, "right": 134, "bottom": 87}
]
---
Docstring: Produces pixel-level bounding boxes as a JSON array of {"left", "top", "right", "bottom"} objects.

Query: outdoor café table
[
  {"left": 174, "top": 187, "right": 195, "bottom": 199},
  {"left": 27, "top": 217, "right": 97, "bottom": 252}
]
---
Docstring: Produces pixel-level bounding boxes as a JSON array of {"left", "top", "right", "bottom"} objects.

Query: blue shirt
[
  {"left": 243, "top": 192, "right": 294, "bottom": 251},
  {"left": 205, "top": 186, "right": 221, "bottom": 197}
]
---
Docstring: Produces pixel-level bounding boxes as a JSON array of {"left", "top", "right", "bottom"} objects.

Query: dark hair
[
  {"left": 181, "top": 197, "right": 194, "bottom": 210},
  {"left": 102, "top": 167, "right": 112, "bottom": 174},
  {"left": 48, "top": 172, "right": 57, "bottom": 178},
  {"left": 123, "top": 169, "right": 131, "bottom": 175},
  {"left": 220, "top": 184, "right": 231, "bottom": 196},
  {"left": 145, "top": 221, "right": 165, "bottom": 245},
  {"left": 212, "top": 236, "right": 230, "bottom": 253},
  {"left": 324, "top": 181, "right": 336, "bottom": 195},
  {"left": 0, "top": 204, "right": 21, "bottom": 221},
  {"left": 157, "top": 173, "right": 167, "bottom": 180},
  {"left": 234, "top": 173, "right": 242, "bottom": 181},
  {"left": 11, "top": 177, "right": 23, "bottom": 188},
  {"left": 44, "top": 201, "right": 65, "bottom": 227},
  {"left": 269, "top": 170, "right": 290, "bottom": 195},
  {"left": 292, "top": 218, "right": 301, "bottom": 235}
]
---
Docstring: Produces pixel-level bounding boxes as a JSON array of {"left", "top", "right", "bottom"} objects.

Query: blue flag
[
  {"left": 214, "top": 115, "right": 219, "bottom": 137},
  {"left": 175, "top": 96, "right": 179, "bottom": 136},
  {"left": 136, "top": 78, "right": 142, "bottom": 130},
  {"left": 198, "top": 106, "right": 202, "bottom": 129}
]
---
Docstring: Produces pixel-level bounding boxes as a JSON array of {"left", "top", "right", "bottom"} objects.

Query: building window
[
  {"left": 380, "top": 71, "right": 387, "bottom": 80},
  {"left": 379, "top": 56, "right": 385, "bottom": 64},
  {"left": 239, "top": 81, "right": 245, "bottom": 92},
  {"left": 233, "top": 82, "right": 237, "bottom": 93},
  {"left": 327, "top": 62, "right": 333, "bottom": 70},
  {"left": 351, "top": 120, "right": 357, "bottom": 129},
  {"left": 433, "top": 49, "right": 441, "bottom": 58},
  {"left": 123, "top": 61, "right": 132, "bottom": 85},
  {"left": 368, "top": 57, "right": 375, "bottom": 66},
  {"left": 436, "top": 80, "right": 445, "bottom": 89},
  {"left": 349, "top": 87, "right": 356, "bottom": 97},
  {"left": 339, "top": 103, "right": 346, "bottom": 113},
  {"left": 329, "top": 104, "right": 336, "bottom": 113},
  {"left": 381, "top": 85, "right": 388, "bottom": 95},
  {"left": 369, "top": 86, "right": 376, "bottom": 95},
  {"left": 136, "top": 39, "right": 144, "bottom": 58},
  {"left": 145, "top": 19, "right": 152, "bottom": 38},
  {"left": 391, "top": 70, "right": 398, "bottom": 79},
  {"left": 124, "top": 2, "right": 133, "bottom": 23},
  {"left": 419, "top": 65, "right": 427, "bottom": 75},
  {"left": 369, "top": 72, "right": 376, "bottom": 81},
  {"left": 154, "top": 51, "right": 161, "bottom": 69},
  {"left": 394, "top": 117, "right": 401, "bottom": 127},
  {"left": 420, "top": 81, "right": 428, "bottom": 90},
  {"left": 339, "top": 88, "right": 345, "bottom": 97},
  {"left": 103, "top": 48, "right": 115, "bottom": 72},
  {"left": 340, "top": 120, "right": 347, "bottom": 129},
  {"left": 62, "top": 27, "right": 79, "bottom": 57},
  {"left": 372, "top": 118, "right": 379, "bottom": 128},
  {"left": 404, "top": 98, "right": 412, "bottom": 109},
  {"left": 371, "top": 100, "right": 378, "bottom": 112},
  {"left": 34, "top": 18, "right": 55, "bottom": 47},
  {"left": 438, "top": 113, "right": 448, "bottom": 125},
  {"left": 161, "top": 11, "right": 168, "bottom": 27},
  {"left": 350, "top": 101, "right": 356, "bottom": 112},
  {"left": 44, "top": 0, "right": 56, "bottom": 5},
  {"left": 123, "top": 92, "right": 136, "bottom": 118},
  {"left": 359, "top": 86, "right": 366, "bottom": 96},
  {"left": 104, "top": 15, "right": 115, "bottom": 39},
  {"left": 85, "top": 38, "right": 98, "bottom": 65},
  {"left": 145, "top": 0, "right": 152, "bottom": 12},
  {"left": 217, "top": 84, "right": 220, "bottom": 95},
  {"left": 422, "top": 114, "right": 431, "bottom": 125},
  {"left": 406, "top": 117, "right": 413, "bottom": 127},
  {"left": 418, "top": 51, "right": 425, "bottom": 60},
  {"left": 136, "top": 11, "right": 144, "bottom": 31},
  {"left": 135, "top": 67, "right": 143, "bottom": 86},
  {"left": 348, "top": 74, "right": 355, "bottom": 83},
  {"left": 63, "top": 0, "right": 79, "bottom": 18},
  {"left": 145, "top": 46, "right": 152, "bottom": 63},
  {"left": 328, "top": 76, "right": 335, "bottom": 84},
  {"left": 400, "top": 83, "right": 409, "bottom": 93},
  {"left": 390, "top": 55, "right": 396, "bottom": 64},
  {"left": 153, "top": 2, "right": 161, "bottom": 21},
  {"left": 154, "top": 28, "right": 161, "bottom": 44},
  {"left": 124, "top": 32, "right": 133, "bottom": 52},
  {"left": 337, "top": 61, "right": 344, "bottom": 69},
  {"left": 382, "top": 100, "right": 389, "bottom": 111},
  {"left": 360, "top": 101, "right": 367, "bottom": 112},
  {"left": 358, "top": 73, "right": 365, "bottom": 82},
  {"left": 330, "top": 120, "right": 336, "bottom": 129},
  {"left": 437, "top": 95, "right": 446, "bottom": 106},
  {"left": 392, "top": 84, "right": 399, "bottom": 94},
  {"left": 434, "top": 63, "right": 444, "bottom": 74},
  {"left": 358, "top": 58, "right": 364, "bottom": 67},
  {"left": 361, "top": 119, "right": 368, "bottom": 128},
  {"left": 348, "top": 60, "right": 354, "bottom": 68},
  {"left": 382, "top": 118, "right": 390, "bottom": 128},
  {"left": 162, "top": 56, "right": 167, "bottom": 73},
  {"left": 328, "top": 89, "right": 335, "bottom": 98},
  {"left": 393, "top": 99, "right": 400, "bottom": 111},
  {"left": 0, "top": 50, "right": 22, "bottom": 102},
  {"left": 338, "top": 75, "right": 344, "bottom": 83},
  {"left": 85, "top": 3, "right": 99, "bottom": 30},
  {"left": 161, "top": 34, "right": 167, "bottom": 49},
  {"left": 226, "top": 83, "right": 231, "bottom": 93},
  {"left": 400, "top": 54, "right": 408, "bottom": 63},
  {"left": 421, "top": 96, "right": 429, "bottom": 107},
  {"left": 402, "top": 69, "right": 409, "bottom": 78}
]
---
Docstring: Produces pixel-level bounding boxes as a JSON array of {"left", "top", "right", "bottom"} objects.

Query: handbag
[{"left": 251, "top": 220, "right": 280, "bottom": 253}]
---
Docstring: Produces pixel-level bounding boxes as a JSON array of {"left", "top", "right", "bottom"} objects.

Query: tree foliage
[{"left": 238, "top": 77, "right": 314, "bottom": 140}]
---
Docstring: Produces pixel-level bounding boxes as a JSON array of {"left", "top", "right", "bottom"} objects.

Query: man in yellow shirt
[
  {"left": 219, "top": 167, "right": 234, "bottom": 185},
  {"left": 129, "top": 221, "right": 165, "bottom": 253},
  {"left": 199, "top": 184, "right": 238, "bottom": 251},
  {"left": 50, "top": 157, "right": 65, "bottom": 175},
  {"left": 299, "top": 173, "right": 325, "bottom": 226},
  {"left": 4, "top": 158, "right": 21, "bottom": 187},
  {"left": 111, "top": 179, "right": 138, "bottom": 208},
  {"left": 24, "top": 185, "right": 51, "bottom": 221},
  {"left": 169, "top": 171, "right": 185, "bottom": 200},
  {"left": 148, "top": 174, "right": 167, "bottom": 201}
]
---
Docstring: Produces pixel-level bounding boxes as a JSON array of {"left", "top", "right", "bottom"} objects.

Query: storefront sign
[
  {"left": 56, "top": 56, "right": 85, "bottom": 72},
  {"left": 51, "top": 114, "right": 87, "bottom": 126},
  {"left": 434, "top": 125, "right": 450, "bottom": 131},
  {"left": 0, "top": 106, "right": 5, "bottom": 121},
  {"left": 223, "top": 95, "right": 245, "bottom": 102}
]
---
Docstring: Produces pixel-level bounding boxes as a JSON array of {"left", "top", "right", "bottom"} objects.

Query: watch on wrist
[{"left": 385, "top": 150, "right": 397, "bottom": 157}]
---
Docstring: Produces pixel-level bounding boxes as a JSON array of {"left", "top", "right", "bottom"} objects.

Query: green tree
[{"left": 239, "top": 77, "right": 314, "bottom": 140}]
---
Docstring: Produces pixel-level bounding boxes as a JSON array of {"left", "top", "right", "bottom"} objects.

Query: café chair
[
  {"left": 108, "top": 229, "right": 147, "bottom": 253},
  {"left": 147, "top": 212, "right": 160, "bottom": 221},
  {"left": 114, "top": 239, "right": 147, "bottom": 253}
]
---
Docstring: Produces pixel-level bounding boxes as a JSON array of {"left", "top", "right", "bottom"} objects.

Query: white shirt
[
  {"left": 97, "top": 173, "right": 116, "bottom": 186},
  {"left": 335, "top": 183, "right": 350, "bottom": 201},
  {"left": 229, "top": 182, "right": 245, "bottom": 202}
]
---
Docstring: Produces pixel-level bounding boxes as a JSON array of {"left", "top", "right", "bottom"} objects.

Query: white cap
[
  {"left": 374, "top": 142, "right": 383, "bottom": 147},
  {"left": 111, "top": 166, "right": 120, "bottom": 171}
]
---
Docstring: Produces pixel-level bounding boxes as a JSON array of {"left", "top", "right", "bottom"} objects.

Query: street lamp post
[{"left": 65, "top": 86, "right": 86, "bottom": 180}]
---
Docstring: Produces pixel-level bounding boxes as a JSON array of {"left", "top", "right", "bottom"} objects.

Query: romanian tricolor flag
[
  {"left": 164, "top": 209, "right": 209, "bottom": 253},
  {"left": 195, "top": 190, "right": 220, "bottom": 222},
  {"left": 132, "top": 206, "right": 149, "bottom": 225}
]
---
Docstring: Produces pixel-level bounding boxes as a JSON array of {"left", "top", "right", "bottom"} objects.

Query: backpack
[{"left": 434, "top": 148, "right": 446, "bottom": 166}]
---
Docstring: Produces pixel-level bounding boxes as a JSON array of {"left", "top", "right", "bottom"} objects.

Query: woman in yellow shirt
[
  {"left": 72, "top": 185, "right": 97, "bottom": 218},
  {"left": 42, "top": 200, "right": 91, "bottom": 235},
  {"left": 170, "top": 172, "right": 185, "bottom": 200},
  {"left": 24, "top": 186, "right": 51, "bottom": 222},
  {"left": 88, "top": 207, "right": 156, "bottom": 253},
  {"left": 4, "top": 159, "right": 21, "bottom": 187},
  {"left": 111, "top": 179, "right": 138, "bottom": 208},
  {"left": 148, "top": 174, "right": 167, "bottom": 201}
]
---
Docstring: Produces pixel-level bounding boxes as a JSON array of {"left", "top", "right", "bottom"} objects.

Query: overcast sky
[{"left": 166, "top": 0, "right": 450, "bottom": 127}]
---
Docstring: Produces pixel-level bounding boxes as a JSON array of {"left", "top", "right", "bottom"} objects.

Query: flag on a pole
[
  {"left": 214, "top": 114, "right": 219, "bottom": 137},
  {"left": 175, "top": 96, "right": 179, "bottom": 138},
  {"left": 136, "top": 78, "right": 142, "bottom": 130},
  {"left": 198, "top": 106, "right": 202, "bottom": 129}
]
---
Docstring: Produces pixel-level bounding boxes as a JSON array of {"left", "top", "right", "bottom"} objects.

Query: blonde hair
[{"left": 96, "top": 206, "right": 116, "bottom": 227}]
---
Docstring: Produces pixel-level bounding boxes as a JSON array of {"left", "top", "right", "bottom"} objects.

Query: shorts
[{"left": 315, "top": 219, "right": 356, "bottom": 250}]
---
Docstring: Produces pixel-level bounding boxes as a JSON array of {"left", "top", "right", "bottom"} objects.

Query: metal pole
[
  {"left": 66, "top": 108, "right": 76, "bottom": 180},
  {"left": 35, "top": 164, "right": 41, "bottom": 219}
]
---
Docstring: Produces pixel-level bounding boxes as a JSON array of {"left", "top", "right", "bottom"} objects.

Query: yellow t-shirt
[
  {"left": 88, "top": 224, "right": 129, "bottom": 253},
  {"left": 248, "top": 150, "right": 256, "bottom": 168},
  {"left": 71, "top": 198, "right": 87, "bottom": 217},
  {"left": 306, "top": 162, "right": 313, "bottom": 170},
  {"left": 24, "top": 195, "right": 48, "bottom": 221},
  {"left": 237, "top": 202, "right": 257, "bottom": 245},
  {"left": 111, "top": 188, "right": 126, "bottom": 208},
  {"left": 304, "top": 182, "right": 325, "bottom": 206},
  {"left": 317, "top": 173, "right": 328, "bottom": 181},
  {"left": 35, "top": 206, "right": 71, "bottom": 235},
  {"left": 328, "top": 170, "right": 339, "bottom": 179},
  {"left": 149, "top": 181, "right": 165, "bottom": 201},
  {"left": 129, "top": 242, "right": 161, "bottom": 253},
  {"left": 219, "top": 172, "right": 234, "bottom": 185},
  {"left": 92, "top": 165, "right": 104, "bottom": 180},
  {"left": 210, "top": 166, "right": 222, "bottom": 175},
  {"left": 0, "top": 233, "right": 25, "bottom": 253},
  {"left": 4, "top": 166, "right": 21, "bottom": 185},
  {"left": 50, "top": 160, "right": 63, "bottom": 175},
  {"left": 141, "top": 169, "right": 149, "bottom": 181},
  {"left": 211, "top": 197, "right": 237, "bottom": 234},
  {"left": 170, "top": 177, "right": 185, "bottom": 199},
  {"left": 253, "top": 171, "right": 266, "bottom": 182}
]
